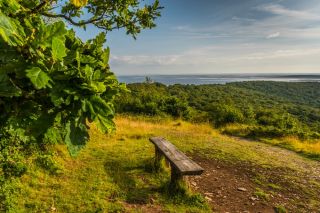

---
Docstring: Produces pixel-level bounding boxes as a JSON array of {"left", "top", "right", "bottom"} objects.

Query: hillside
[
  {"left": 231, "top": 82, "right": 320, "bottom": 108},
  {"left": 115, "top": 82, "right": 320, "bottom": 159},
  {"left": 116, "top": 82, "right": 320, "bottom": 135},
  {"left": 15, "top": 116, "right": 320, "bottom": 212}
]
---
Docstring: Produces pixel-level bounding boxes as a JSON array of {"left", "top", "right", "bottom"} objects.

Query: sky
[{"left": 75, "top": 0, "right": 320, "bottom": 75}]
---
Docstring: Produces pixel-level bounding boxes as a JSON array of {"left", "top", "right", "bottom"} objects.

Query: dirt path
[{"left": 189, "top": 153, "right": 320, "bottom": 213}]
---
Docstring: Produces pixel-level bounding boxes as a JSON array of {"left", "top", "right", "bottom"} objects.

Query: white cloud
[
  {"left": 111, "top": 55, "right": 182, "bottom": 66},
  {"left": 111, "top": 45, "right": 320, "bottom": 67},
  {"left": 231, "top": 16, "right": 256, "bottom": 23},
  {"left": 257, "top": 4, "right": 320, "bottom": 20},
  {"left": 266, "top": 32, "right": 280, "bottom": 39},
  {"left": 173, "top": 25, "right": 191, "bottom": 31},
  {"left": 241, "top": 48, "right": 320, "bottom": 61},
  {"left": 171, "top": 5, "right": 320, "bottom": 41},
  {"left": 175, "top": 13, "right": 320, "bottom": 42}
]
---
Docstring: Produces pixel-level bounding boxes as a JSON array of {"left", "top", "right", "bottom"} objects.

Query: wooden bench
[{"left": 149, "top": 136, "right": 204, "bottom": 186}]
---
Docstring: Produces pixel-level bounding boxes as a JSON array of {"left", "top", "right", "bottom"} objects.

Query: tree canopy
[
  {"left": 0, "top": 0, "right": 162, "bottom": 210},
  {"left": 31, "top": 0, "right": 161, "bottom": 38}
]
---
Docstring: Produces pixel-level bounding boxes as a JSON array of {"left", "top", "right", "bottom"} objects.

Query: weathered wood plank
[{"left": 149, "top": 137, "right": 204, "bottom": 175}]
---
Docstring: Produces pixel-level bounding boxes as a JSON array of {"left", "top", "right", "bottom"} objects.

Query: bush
[
  {"left": 162, "top": 96, "right": 190, "bottom": 118},
  {"left": 208, "top": 104, "right": 244, "bottom": 127},
  {"left": 247, "top": 126, "right": 286, "bottom": 138}
]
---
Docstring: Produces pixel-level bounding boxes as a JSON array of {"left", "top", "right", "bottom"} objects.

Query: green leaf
[
  {"left": 26, "top": 67, "right": 52, "bottom": 89},
  {"left": 0, "top": 12, "right": 25, "bottom": 46},
  {"left": 83, "top": 65, "right": 93, "bottom": 80},
  {"left": 92, "top": 32, "right": 106, "bottom": 47},
  {"left": 0, "top": 0, "right": 21, "bottom": 14},
  {"left": 85, "top": 96, "right": 115, "bottom": 133},
  {"left": 95, "top": 114, "right": 115, "bottom": 133},
  {"left": 29, "top": 112, "right": 56, "bottom": 138},
  {"left": 76, "top": 51, "right": 81, "bottom": 69},
  {"left": 81, "top": 55, "right": 96, "bottom": 64},
  {"left": 102, "top": 47, "right": 110, "bottom": 65},
  {"left": 64, "top": 119, "right": 88, "bottom": 157},
  {"left": 52, "top": 37, "right": 67, "bottom": 61},
  {"left": 0, "top": 43, "right": 18, "bottom": 62},
  {"left": 38, "top": 21, "right": 67, "bottom": 48},
  {"left": 0, "top": 72, "right": 22, "bottom": 97},
  {"left": 90, "top": 81, "right": 107, "bottom": 93},
  {"left": 90, "top": 96, "right": 114, "bottom": 117},
  {"left": 92, "top": 69, "right": 106, "bottom": 81}
]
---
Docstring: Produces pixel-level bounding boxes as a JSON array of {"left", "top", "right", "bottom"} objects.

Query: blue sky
[{"left": 75, "top": 0, "right": 320, "bottom": 75}]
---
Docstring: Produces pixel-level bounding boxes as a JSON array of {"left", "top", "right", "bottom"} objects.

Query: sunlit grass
[
  {"left": 266, "top": 136, "right": 320, "bottom": 160},
  {"left": 220, "top": 123, "right": 320, "bottom": 160},
  {"left": 16, "top": 116, "right": 211, "bottom": 212},
  {"left": 14, "top": 115, "right": 320, "bottom": 212}
]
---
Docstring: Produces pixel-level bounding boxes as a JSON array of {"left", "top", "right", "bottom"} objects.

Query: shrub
[{"left": 208, "top": 104, "right": 244, "bottom": 127}]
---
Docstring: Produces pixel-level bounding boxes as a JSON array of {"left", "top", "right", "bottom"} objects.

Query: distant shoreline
[{"left": 117, "top": 74, "right": 320, "bottom": 85}]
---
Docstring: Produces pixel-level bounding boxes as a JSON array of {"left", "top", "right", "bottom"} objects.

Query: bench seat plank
[{"left": 150, "top": 137, "right": 204, "bottom": 175}]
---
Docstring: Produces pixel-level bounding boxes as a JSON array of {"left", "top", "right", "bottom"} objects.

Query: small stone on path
[
  {"left": 204, "top": 192, "right": 214, "bottom": 196},
  {"left": 191, "top": 181, "right": 197, "bottom": 186},
  {"left": 237, "top": 187, "right": 247, "bottom": 192},
  {"left": 249, "top": 197, "right": 258, "bottom": 201},
  {"left": 205, "top": 196, "right": 212, "bottom": 201}
]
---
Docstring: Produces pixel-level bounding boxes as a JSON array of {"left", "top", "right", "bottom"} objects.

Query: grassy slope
[
  {"left": 16, "top": 116, "right": 320, "bottom": 212},
  {"left": 221, "top": 123, "right": 320, "bottom": 160}
]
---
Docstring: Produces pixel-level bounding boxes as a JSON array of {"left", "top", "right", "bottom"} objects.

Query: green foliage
[
  {"left": 52, "top": 37, "right": 67, "bottom": 61},
  {"left": 26, "top": 67, "right": 52, "bottom": 89},
  {"left": 0, "top": 12, "right": 25, "bottom": 46},
  {"left": 233, "top": 81, "right": 320, "bottom": 108},
  {"left": 41, "top": 0, "right": 161, "bottom": 38},
  {"left": 35, "top": 154, "right": 61, "bottom": 175},
  {"left": 0, "top": 0, "right": 161, "bottom": 210},
  {"left": 163, "top": 96, "right": 190, "bottom": 118},
  {"left": 115, "top": 82, "right": 320, "bottom": 139},
  {"left": 0, "top": 71, "right": 22, "bottom": 96},
  {"left": 0, "top": 18, "right": 120, "bottom": 156},
  {"left": 116, "top": 83, "right": 191, "bottom": 119},
  {"left": 274, "top": 205, "right": 288, "bottom": 213},
  {"left": 208, "top": 103, "right": 244, "bottom": 127}
]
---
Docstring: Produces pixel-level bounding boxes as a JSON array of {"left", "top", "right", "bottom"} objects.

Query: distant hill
[
  {"left": 230, "top": 81, "right": 320, "bottom": 108},
  {"left": 116, "top": 81, "right": 320, "bottom": 139}
]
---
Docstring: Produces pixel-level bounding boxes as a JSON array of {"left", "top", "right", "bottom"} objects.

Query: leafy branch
[{"left": 41, "top": 11, "right": 106, "bottom": 27}]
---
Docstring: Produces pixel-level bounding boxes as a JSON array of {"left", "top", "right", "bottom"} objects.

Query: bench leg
[
  {"left": 154, "top": 147, "right": 164, "bottom": 171},
  {"left": 170, "top": 168, "right": 185, "bottom": 191}
]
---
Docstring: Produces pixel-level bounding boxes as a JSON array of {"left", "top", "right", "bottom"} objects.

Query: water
[{"left": 117, "top": 74, "right": 320, "bottom": 85}]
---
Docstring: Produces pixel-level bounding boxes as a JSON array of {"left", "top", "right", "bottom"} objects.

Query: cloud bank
[{"left": 108, "top": 1, "right": 320, "bottom": 75}]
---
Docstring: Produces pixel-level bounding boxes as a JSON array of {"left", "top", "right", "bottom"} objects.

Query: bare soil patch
[{"left": 189, "top": 155, "right": 320, "bottom": 213}]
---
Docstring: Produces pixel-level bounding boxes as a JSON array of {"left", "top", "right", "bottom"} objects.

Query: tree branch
[
  {"left": 41, "top": 12, "right": 104, "bottom": 26},
  {"left": 30, "top": 0, "right": 51, "bottom": 13}
]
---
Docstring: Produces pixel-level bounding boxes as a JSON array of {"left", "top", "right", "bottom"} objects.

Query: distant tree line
[{"left": 115, "top": 82, "right": 320, "bottom": 139}]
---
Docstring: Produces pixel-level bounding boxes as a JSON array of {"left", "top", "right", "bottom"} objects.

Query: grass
[
  {"left": 15, "top": 116, "right": 211, "bottom": 212},
  {"left": 13, "top": 115, "right": 320, "bottom": 212},
  {"left": 266, "top": 137, "right": 320, "bottom": 160},
  {"left": 274, "top": 205, "right": 288, "bottom": 213},
  {"left": 222, "top": 123, "right": 320, "bottom": 160},
  {"left": 267, "top": 183, "right": 282, "bottom": 190},
  {"left": 254, "top": 188, "right": 270, "bottom": 201}
]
